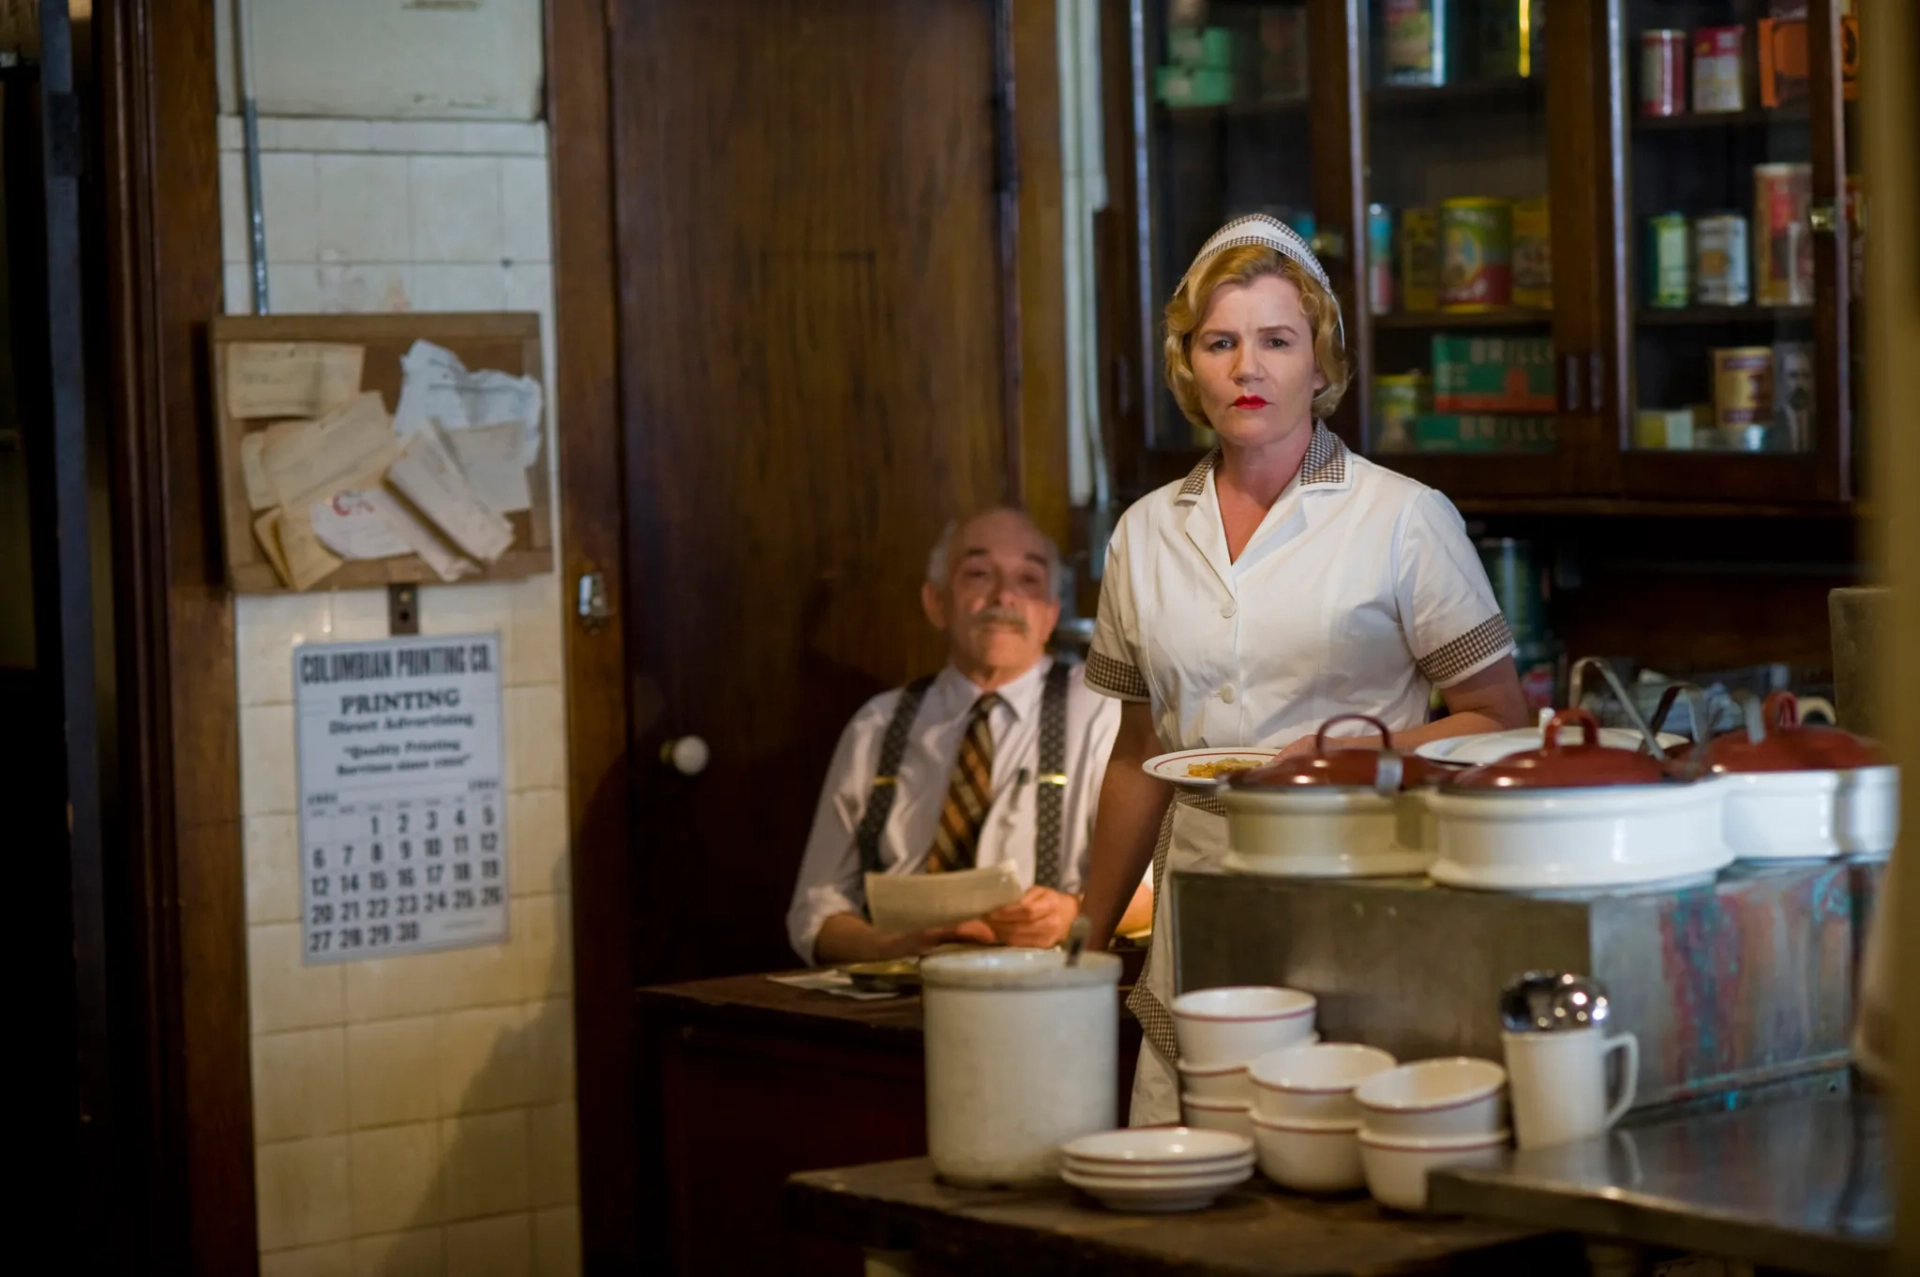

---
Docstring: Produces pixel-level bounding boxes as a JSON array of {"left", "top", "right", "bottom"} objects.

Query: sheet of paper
[
  {"left": 226, "top": 342, "right": 364, "bottom": 419},
  {"left": 239, "top": 431, "right": 276, "bottom": 511},
  {"left": 310, "top": 488, "right": 414, "bottom": 560},
  {"left": 393, "top": 339, "right": 543, "bottom": 466},
  {"left": 253, "top": 509, "right": 294, "bottom": 587},
  {"left": 261, "top": 392, "right": 400, "bottom": 508},
  {"left": 385, "top": 425, "right": 515, "bottom": 564},
  {"left": 360, "top": 486, "right": 481, "bottom": 583},
  {"left": 276, "top": 505, "right": 345, "bottom": 590},
  {"left": 446, "top": 421, "right": 532, "bottom": 513},
  {"left": 864, "top": 862, "right": 1023, "bottom": 934},
  {"left": 763, "top": 971, "right": 900, "bottom": 1002}
]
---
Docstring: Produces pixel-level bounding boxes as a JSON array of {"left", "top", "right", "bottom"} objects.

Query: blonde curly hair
[{"left": 1163, "top": 245, "right": 1349, "bottom": 430}]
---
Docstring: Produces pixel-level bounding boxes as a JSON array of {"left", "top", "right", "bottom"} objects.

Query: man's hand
[
  {"left": 813, "top": 912, "right": 995, "bottom": 965},
  {"left": 902, "top": 918, "right": 997, "bottom": 955},
  {"left": 983, "top": 885, "right": 1080, "bottom": 948}
]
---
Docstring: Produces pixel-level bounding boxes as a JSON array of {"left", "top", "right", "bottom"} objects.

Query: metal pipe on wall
[{"left": 235, "top": 0, "right": 268, "bottom": 313}]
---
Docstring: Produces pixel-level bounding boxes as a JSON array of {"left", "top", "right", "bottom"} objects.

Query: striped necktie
[{"left": 926, "top": 692, "right": 1001, "bottom": 874}]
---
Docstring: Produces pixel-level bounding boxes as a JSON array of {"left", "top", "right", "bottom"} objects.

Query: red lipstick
[{"left": 1232, "top": 395, "right": 1268, "bottom": 409}]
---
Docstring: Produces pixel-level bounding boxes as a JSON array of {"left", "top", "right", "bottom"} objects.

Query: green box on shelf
[
  {"left": 1431, "top": 334, "right": 1556, "bottom": 412},
  {"left": 1156, "top": 65, "right": 1236, "bottom": 107},
  {"left": 1169, "top": 26, "right": 1238, "bottom": 71},
  {"left": 1413, "top": 414, "right": 1558, "bottom": 453}
]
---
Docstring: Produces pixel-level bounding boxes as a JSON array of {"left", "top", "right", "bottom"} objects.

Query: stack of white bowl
[
  {"left": 1171, "top": 986, "right": 1318, "bottom": 1137},
  {"left": 1058, "top": 1127, "right": 1255, "bottom": 1213},
  {"left": 1247, "top": 1043, "right": 1396, "bottom": 1193},
  {"left": 1354, "top": 1058, "right": 1511, "bottom": 1211}
]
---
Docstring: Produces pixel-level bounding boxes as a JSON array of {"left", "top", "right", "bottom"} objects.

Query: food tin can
[
  {"left": 1439, "top": 197, "right": 1512, "bottom": 311},
  {"left": 1475, "top": 537, "right": 1545, "bottom": 644},
  {"left": 1383, "top": 0, "right": 1450, "bottom": 87},
  {"left": 1480, "top": 0, "right": 1545, "bottom": 79},
  {"left": 1647, "top": 213, "right": 1691, "bottom": 308},
  {"left": 1692, "top": 212, "right": 1750, "bottom": 305},
  {"left": 1640, "top": 30, "right": 1688, "bottom": 117},
  {"left": 1511, "top": 196, "right": 1552, "bottom": 309},
  {"left": 1401, "top": 207, "right": 1441, "bottom": 311},
  {"left": 1367, "top": 203, "right": 1395, "bottom": 314},
  {"left": 1372, "top": 373, "right": 1427, "bottom": 453},
  {"left": 1754, "top": 162, "right": 1813, "bottom": 306},
  {"left": 1692, "top": 26, "right": 1745, "bottom": 113},
  {"left": 1773, "top": 340, "right": 1814, "bottom": 450},
  {"left": 1712, "top": 347, "right": 1774, "bottom": 441}
]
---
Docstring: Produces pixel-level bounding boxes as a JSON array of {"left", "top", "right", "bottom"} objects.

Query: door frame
[
  {"left": 553, "top": 0, "right": 1070, "bottom": 1266},
  {"left": 92, "top": 0, "right": 259, "bottom": 1269}
]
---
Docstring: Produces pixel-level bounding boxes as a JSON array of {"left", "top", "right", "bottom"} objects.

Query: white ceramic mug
[{"left": 1500, "top": 1028, "right": 1638, "bottom": 1151}]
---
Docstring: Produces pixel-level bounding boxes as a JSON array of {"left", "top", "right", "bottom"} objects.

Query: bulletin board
[{"left": 209, "top": 312, "right": 554, "bottom": 594}]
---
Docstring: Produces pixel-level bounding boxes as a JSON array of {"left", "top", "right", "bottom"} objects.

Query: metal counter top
[{"left": 1429, "top": 1092, "right": 1890, "bottom": 1276}]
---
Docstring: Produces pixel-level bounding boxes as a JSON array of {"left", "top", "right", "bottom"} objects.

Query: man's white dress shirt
[{"left": 787, "top": 657, "right": 1121, "bottom": 964}]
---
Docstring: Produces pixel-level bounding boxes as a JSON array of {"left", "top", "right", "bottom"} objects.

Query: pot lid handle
[
  {"left": 1569, "top": 656, "right": 1669, "bottom": 761},
  {"left": 1313, "top": 713, "right": 1402, "bottom": 796},
  {"left": 1543, "top": 707, "right": 1602, "bottom": 752}
]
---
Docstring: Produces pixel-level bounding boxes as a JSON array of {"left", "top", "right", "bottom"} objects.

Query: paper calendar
[{"left": 295, "top": 632, "right": 508, "bottom": 964}]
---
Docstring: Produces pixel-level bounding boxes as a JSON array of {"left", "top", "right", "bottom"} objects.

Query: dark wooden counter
[
  {"left": 785, "top": 1156, "right": 1577, "bottom": 1276},
  {"left": 635, "top": 971, "right": 1141, "bottom": 1275}
]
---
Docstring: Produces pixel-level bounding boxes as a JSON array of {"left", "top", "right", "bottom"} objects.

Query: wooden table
[
  {"left": 784, "top": 1156, "right": 1576, "bottom": 1276},
  {"left": 635, "top": 971, "right": 1142, "bottom": 1275}
]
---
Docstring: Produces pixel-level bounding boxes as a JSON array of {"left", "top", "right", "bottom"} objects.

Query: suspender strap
[
  {"left": 855, "top": 675, "right": 936, "bottom": 882},
  {"left": 1032, "top": 660, "right": 1072, "bottom": 890}
]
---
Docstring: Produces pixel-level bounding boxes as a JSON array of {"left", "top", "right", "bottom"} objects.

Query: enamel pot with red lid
[
  {"left": 1220, "top": 715, "right": 1438, "bottom": 878},
  {"left": 1702, "top": 691, "right": 1898, "bottom": 860},
  {"left": 1425, "top": 709, "right": 1734, "bottom": 893}
]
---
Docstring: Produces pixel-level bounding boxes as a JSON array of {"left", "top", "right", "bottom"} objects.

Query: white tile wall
[{"left": 223, "top": 113, "right": 578, "bottom": 1277}]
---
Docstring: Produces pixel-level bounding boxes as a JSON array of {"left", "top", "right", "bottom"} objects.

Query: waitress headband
[{"left": 1179, "top": 213, "right": 1346, "bottom": 346}]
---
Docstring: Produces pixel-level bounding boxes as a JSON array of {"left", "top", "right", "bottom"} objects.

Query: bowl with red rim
[
  {"left": 1250, "top": 1042, "right": 1397, "bottom": 1123},
  {"left": 1354, "top": 1058, "right": 1507, "bottom": 1139},
  {"left": 1358, "top": 1127, "right": 1512, "bottom": 1212},
  {"left": 1170, "top": 986, "right": 1318, "bottom": 1068}
]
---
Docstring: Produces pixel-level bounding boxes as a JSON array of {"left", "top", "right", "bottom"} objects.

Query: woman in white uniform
[{"left": 1078, "top": 215, "right": 1530, "bottom": 1125}]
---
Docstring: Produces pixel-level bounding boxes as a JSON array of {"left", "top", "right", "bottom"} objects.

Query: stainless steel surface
[
  {"left": 1499, "top": 971, "right": 1609, "bottom": 1033},
  {"left": 1429, "top": 1092, "right": 1889, "bottom": 1277},
  {"left": 1569, "top": 656, "right": 1668, "bottom": 759},
  {"left": 1174, "top": 862, "right": 1867, "bottom": 1110},
  {"left": 1064, "top": 916, "right": 1090, "bottom": 967}
]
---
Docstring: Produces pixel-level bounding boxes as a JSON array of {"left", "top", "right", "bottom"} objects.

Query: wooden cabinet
[{"left": 1102, "top": 0, "right": 1864, "bottom": 510}]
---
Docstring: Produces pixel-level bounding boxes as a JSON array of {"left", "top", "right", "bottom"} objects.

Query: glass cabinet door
[
  {"left": 1614, "top": 0, "right": 1856, "bottom": 502},
  {"left": 1139, "top": 0, "right": 1318, "bottom": 451},
  {"left": 1357, "top": 0, "right": 1556, "bottom": 468}
]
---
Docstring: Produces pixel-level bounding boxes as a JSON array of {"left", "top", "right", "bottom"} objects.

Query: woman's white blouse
[{"left": 1086, "top": 424, "right": 1513, "bottom": 747}]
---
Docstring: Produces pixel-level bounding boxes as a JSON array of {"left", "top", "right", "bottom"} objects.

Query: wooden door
[{"left": 612, "top": 0, "right": 1014, "bottom": 983}]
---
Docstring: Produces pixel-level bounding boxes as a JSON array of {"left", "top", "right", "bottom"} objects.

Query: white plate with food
[
  {"left": 1144, "top": 747, "right": 1280, "bottom": 788},
  {"left": 1414, "top": 727, "right": 1689, "bottom": 767}
]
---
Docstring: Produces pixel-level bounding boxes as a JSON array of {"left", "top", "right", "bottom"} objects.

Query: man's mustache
[{"left": 972, "top": 606, "right": 1029, "bottom": 633}]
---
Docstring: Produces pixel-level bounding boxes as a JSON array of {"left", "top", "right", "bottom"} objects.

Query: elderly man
[{"left": 788, "top": 508, "right": 1154, "bottom": 965}]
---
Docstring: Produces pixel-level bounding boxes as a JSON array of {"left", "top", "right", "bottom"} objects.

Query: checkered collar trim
[{"left": 1174, "top": 424, "right": 1349, "bottom": 506}]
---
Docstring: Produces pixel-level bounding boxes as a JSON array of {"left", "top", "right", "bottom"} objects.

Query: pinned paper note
[
  {"left": 310, "top": 488, "right": 414, "bottom": 561},
  {"left": 446, "top": 422, "right": 533, "bottom": 514},
  {"left": 385, "top": 425, "right": 515, "bottom": 564},
  {"left": 227, "top": 342, "right": 364, "bottom": 420},
  {"left": 239, "top": 432, "right": 276, "bottom": 511},
  {"left": 864, "top": 862, "right": 1023, "bottom": 933},
  {"left": 254, "top": 506, "right": 342, "bottom": 591},
  {"left": 394, "top": 339, "right": 542, "bottom": 467},
  {"left": 261, "top": 392, "right": 399, "bottom": 509},
  {"left": 360, "top": 487, "right": 480, "bottom": 583}
]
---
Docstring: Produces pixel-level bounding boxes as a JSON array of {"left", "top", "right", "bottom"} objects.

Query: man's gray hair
[{"left": 926, "top": 510, "right": 1062, "bottom": 595}]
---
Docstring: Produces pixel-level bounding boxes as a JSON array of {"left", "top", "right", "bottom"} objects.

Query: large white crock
[
  {"left": 1838, "top": 765, "right": 1900, "bottom": 858},
  {"left": 920, "top": 948, "right": 1120, "bottom": 1187},
  {"left": 1427, "top": 708, "right": 1732, "bottom": 892},
  {"left": 1220, "top": 713, "right": 1436, "bottom": 878},
  {"left": 1222, "top": 787, "right": 1433, "bottom": 878},
  {"left": 1427, "top": 780, "right": 1732, "bottom": 891},
  {"left": 1717, "top": 769, "right": 1843, "bottom": 860}
]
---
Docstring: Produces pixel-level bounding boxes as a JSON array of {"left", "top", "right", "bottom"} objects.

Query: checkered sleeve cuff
[
  {"left": 1085, "top": 647, "right": 1150, "bottom": 701},
  {"left": 1416, "top": 613, "right": 1516, "bottom": 687}
]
